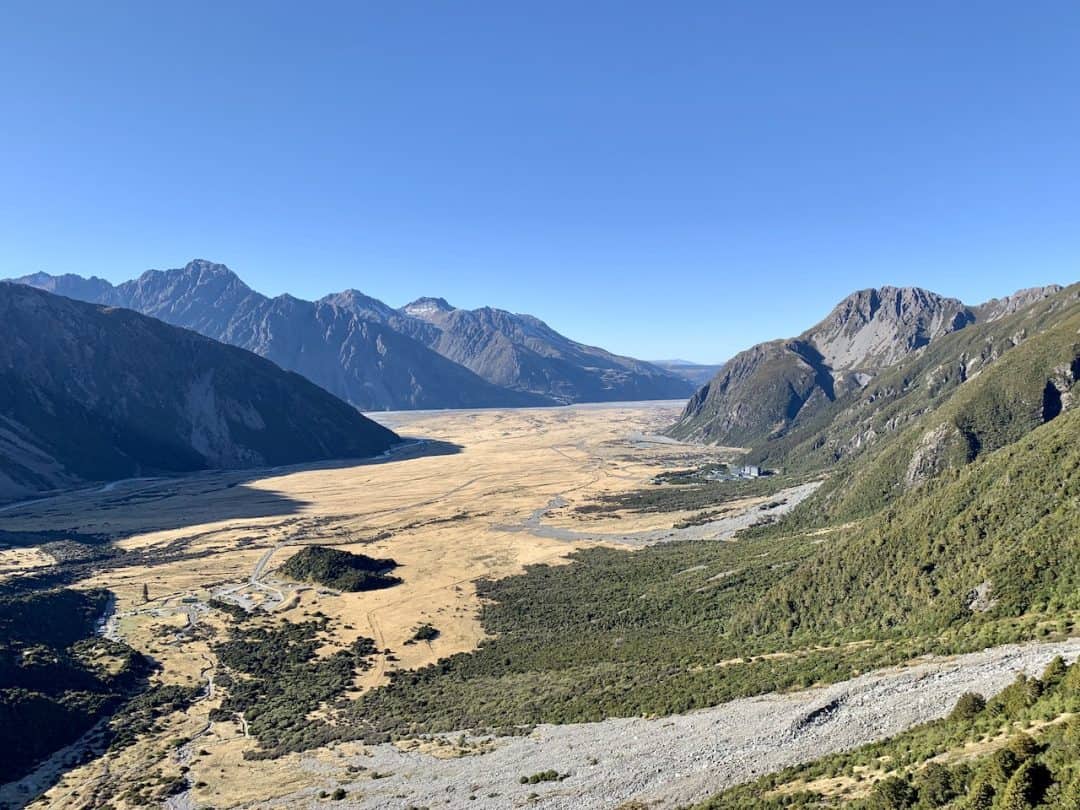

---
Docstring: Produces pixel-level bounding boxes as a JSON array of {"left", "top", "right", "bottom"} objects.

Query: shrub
[
  {"left": 870, "top": 775, "right": 917, "bottom": 809},
  {"left": 949, "top": 692, "right": 986, "bottom": 721}
]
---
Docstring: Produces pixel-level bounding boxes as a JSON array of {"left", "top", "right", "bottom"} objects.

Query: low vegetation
[
  {"left": 333, "top": 408, "right": 1080, "bottom": 744},
  {"left": 575, "top": 471, "right": 794, "bottom": 516},
  {"left": 278, "top": 545, "right": 401, "bottom": 592},
  {"left": 696, "top": 656, "right": 1080, "bottom": 808},
  {"left": 405, "top": 623, "right": 440, "bottom": 644},
  {"left": 735, "top": 406, "right": 1080, "bottom": 642},
  {"left": 519, "top": 769, "right": 567, "bottom": 784},
  {"left": 0, "top": 588, "right": 156, "bottom": 783},
  {"left": 345, "top": 536, "right": 928, "bottom": 740},
  {"left": 209, "top": 610, "right": 379, "bottom": 757},
  {"left": 107, "top": 684, "right": 201, "bottom": 751}
]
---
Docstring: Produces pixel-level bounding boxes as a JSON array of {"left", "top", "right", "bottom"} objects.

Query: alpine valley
[{"left": 4, "top": 275, "right": 1080, "bottom": 810}]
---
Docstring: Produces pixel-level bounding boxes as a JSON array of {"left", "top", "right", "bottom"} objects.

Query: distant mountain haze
[
  {"left": 14, "top": 260, "right": 693, "bottom": 410},
  {"left": 0, "top": 283, "right": 399, "bottom": 502},
  {"left": 651, "top": 361, "right": 726, "bottom": 386}
]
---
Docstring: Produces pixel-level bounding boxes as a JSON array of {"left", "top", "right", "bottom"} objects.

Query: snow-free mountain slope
[
  {"left": 397, "top": 297, "right": 695, "bottom": 403},
  {"left": 669, "top": 283, "right": 1066, "bottom": 449},
  {"left": 15, "top": 260, "right": 692, "bottom": 408},
  {"left": 14, "top": 261, "right": 548, "bottom": 411}
]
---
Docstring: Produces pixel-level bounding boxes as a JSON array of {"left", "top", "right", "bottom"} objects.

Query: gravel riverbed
[{"left": 271, "top": 637, "right": 1080, "bottom": 810}]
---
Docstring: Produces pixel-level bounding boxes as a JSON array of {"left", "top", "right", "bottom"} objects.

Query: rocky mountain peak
[
  {"left": 182, "top": 258, "right": 235, "bottom": 276},
  {"left": 402, "top": 297, "right": 455, "bottom": 318},
  {"left": 320, "top": 289, "right": 399, "bottom": 322},
  {"left": 164, "top": 259, "right": 248, "bottom": 289},
  {"left": 125, "top": 260, "right": 252, "bottom": 303},
  {"left": 669, "top": 281, "right": 1074, "bottom": 453},
  {"left": 11, "top": 271, "right": 115, "bottom": 301},
  {"left": 803, "top": 286, "right": 974, "bottom": 371}
]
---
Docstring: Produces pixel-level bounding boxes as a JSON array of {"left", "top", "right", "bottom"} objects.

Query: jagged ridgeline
[
  {"left": 13, "top": 260, "right": 693, "bottom": 410},
  {"left": 670, "top": 284, "right": 1069, "bottom": 455},
  {"left": 670, "top": 283, "right": 1078, "bottom": 514}
]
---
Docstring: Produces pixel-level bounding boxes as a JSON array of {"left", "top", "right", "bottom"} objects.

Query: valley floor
[{"left": 2, "top": 402, "right": 1072, "bottom": 809}]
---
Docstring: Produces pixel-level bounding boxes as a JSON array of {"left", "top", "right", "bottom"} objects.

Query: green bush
[{"left": 279, "top": 545, "right": 401, "bottom": 592}]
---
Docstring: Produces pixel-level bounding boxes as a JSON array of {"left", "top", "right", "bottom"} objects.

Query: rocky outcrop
[
  {"left": 974, "top": 285, "right": 1064, "bottom": 322},
  {"left": 803, "top": 287, "right": 974, "bottom": 370},
  {"left": 904, "top": 422, "right": 959, "bottom": 488},
  {"left": 670, "top": 286, "right": 972, "bottom": 445},
  {"left": 670, "top": 341, "right": 837, "bottom": 445},
  {"left": 0, "top": 283, "right": 399, "bottom": 502}
]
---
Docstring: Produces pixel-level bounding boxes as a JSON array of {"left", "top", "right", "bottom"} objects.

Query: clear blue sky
[{"left": 2, "top": 2, "right": 1078, "bottom": 362}]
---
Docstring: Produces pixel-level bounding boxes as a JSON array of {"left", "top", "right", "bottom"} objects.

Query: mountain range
[
  {"left": 0, "top": 282, "right": 399, "bottom": 502},
  {"left": 14, "top": 261, "right": 694, "bottom": 410},
  {"left": 669, "top": 283, "right": 1065, "bottom": 449}
]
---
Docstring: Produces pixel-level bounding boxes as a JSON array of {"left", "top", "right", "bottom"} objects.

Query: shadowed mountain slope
[{"left": 0, "top": 283, "right": 399, "bottom": 502}]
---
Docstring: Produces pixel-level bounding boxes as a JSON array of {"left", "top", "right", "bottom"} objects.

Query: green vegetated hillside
[
  {"left": 736, "top": 404, "right": 1080, "bottom": 642},
  {"left": 759, "top": 287, "right": 1076, "bottom": 470},
  {"left": 278, "top": 545, "right": 401, "bottom": 592},
  {"left": 697, "top": 657, "right": 1080, "bottom": 809}
]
